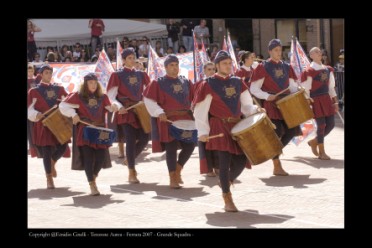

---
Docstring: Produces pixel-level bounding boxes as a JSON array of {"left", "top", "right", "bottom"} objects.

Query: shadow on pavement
[
  {"left": 205, "top": 209, "right": 294, "bottom": 228},
  {"left": 110, "top": 183, "right": 208, "bottom": 201},
  {"left": 28, "top": 187, "right": 85, "bottom": 200},
  {"left": 259, "top": 175, "right": 327, "bottom": 188},
  {"left": 61, "top": 194, "right": 124, "bottom": 209},
  {"left": 282, "top": 156, "right": 344, "bottom": 169}
]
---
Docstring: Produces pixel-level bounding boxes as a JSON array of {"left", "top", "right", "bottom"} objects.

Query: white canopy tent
[{"left": 32, "top": 19, "right": 167, "bottom": 48}]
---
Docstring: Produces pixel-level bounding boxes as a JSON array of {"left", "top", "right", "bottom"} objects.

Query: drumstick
[
  {"left": 166, "top": 119, "right": 173, "bottom": 123},
  {"left": 207, "top": 133, "right": 224, "bottom": 140},
  {"left": 40, "top": 105, "right": 58, "bottom": 118},
  {"left": 274, "top": 87, "right": 290, "bottom": 97},
  {"left": 111, "top": 111, "right": 116, "bottom": 123},
  {"left": 78, "top": 120, "right": 96, "bottom": 127},
  {"left": 125, "top": 101, "right": 143, "bottom": 111}
]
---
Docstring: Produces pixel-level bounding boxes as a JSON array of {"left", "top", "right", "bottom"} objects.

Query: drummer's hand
[
  {"left": 158, "top": 113, "right": 167, "bottom": 122},
  {"left": 72, "top": 115, "right": 80, "bottom": 125},
  {"left": 257, "top": 107, "right": 266, "bottom": 113},
  {"left": 266, "top": 95, "right": 277, "bottom": 101},
  {"left": 35, "top": 113, "right": 43, "bottom": 121},
  {"left": 198, "top": 135, "right": 209, "bottom": 142},
  {"left": 118, "top": 107, "right": 128, "bottom": 114},
  {"left": 334, "top": 103, "right": 339, "bottom": 113},
  {"left": 111, "top": 104, "right": 119, "bottom": 112}
]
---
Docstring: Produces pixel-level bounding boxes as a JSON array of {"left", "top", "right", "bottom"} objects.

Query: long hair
[
  {"left": 240, "top": 51, "right": 252, "bottom": 66},
  {"left": 78, "top": 79, "right": 104, "bottom": 102}
]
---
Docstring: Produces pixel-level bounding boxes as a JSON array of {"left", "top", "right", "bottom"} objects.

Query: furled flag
[
  {"left": 116, "top": 38, "right": 123, "bottom": 71},
  {"left": 200, "top": 39, "right": 209, "bottom": 63},
  {"left": 226, "top": 32, "right": 239, "bottom": 73},
  {"left": 290, "top": 37, "right": 317, "bottom": 145},
  {"left": 95, "top": 48, "right": 115, "bottom": 92},
  {"left": 147, "top": 45, "right": 164, "bottom": 81},
  {"left": 193, "top": 30, "right": 204, "bottom": 82}
]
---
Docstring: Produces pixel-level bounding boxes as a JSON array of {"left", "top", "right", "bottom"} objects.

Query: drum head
[
  {"left": 231, "top": 112, "right": 265, "bottom": 134},
  {"left": 171, "top": 120, "right": 196, "bottom": 130}
]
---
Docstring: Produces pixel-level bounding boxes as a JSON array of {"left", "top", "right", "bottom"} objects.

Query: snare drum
[
  {"left": 276, "top": 90, "right": 314, "bottom": 128},
  {"left": 42, "top": 108, "right": 72, "bottom": 144},
  {"left": 169, "top": 120, "right": 198, "bottom": 144},
  {"left": 132, "top": 102, "right": 151, "bottom": 134},
  {"left": 231, "top": 113, "right": 283, "bottom": 165},
  {"left": 83, "top": 126, "right": 116, "bottom": 146}
]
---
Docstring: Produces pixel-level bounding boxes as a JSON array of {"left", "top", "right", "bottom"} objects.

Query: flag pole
[{"left": 192, "top": 29, "right": 197, "bottom": 83}]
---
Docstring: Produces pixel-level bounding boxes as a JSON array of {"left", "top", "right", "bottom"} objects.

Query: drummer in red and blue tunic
[
  {"left": 143, "top": 54, "right": 195, "bottom": 189},
  {"left": 250, "top": 39, "right": 302, "bottom": 176},
  {"left": 106, "top": 48, "right": 150, "bottom": 184},
  {"left": 193, "top": 50, "right": 259, "bottom": 212},
  {"left": 301, "top": 47, "right": 339, "bottom": 160},
  {"left": 27, "top": 64, "right": 69, "bottom": 189},
  {"left": 235, "top": 51, "right": 256, "bottom": 88},
  {"left": 60, "top": 73, "right": 116, "bottom": 196}
]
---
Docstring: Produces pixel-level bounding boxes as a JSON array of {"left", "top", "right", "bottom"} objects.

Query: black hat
[
  {"left": 84, "top": 72, "right": 98, "bottom": 81},
  {"left": 39, "top": 64, "right": 53, "bottom": 73},
  {"left": 214, "top": 50, "right": 231, "bottom": 64},
  {"left": 164, "top": 54, "right": 179, "bottom": 67}
]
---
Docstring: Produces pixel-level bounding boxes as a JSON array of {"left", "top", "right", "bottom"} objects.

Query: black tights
[
  {"left": 315, "top": 115, "right": 335, "bottom": 144},
  {"left": 164, "top": 140, "right": 195, "bottom": 172},
  {"left": 41, "top": 144, "right": 67, "bottom": 174},
  {"left": 80, "top": 145, "right": 106, "bottom": 182},
  {"left": 218, "top": 151, "right": 247, "bottom": 193},
  {"left": 271, "top": 119, "right": 299, "bottom": 159},
  {"left": 122, "top": 124, "right": 149, "bottom": 169}
]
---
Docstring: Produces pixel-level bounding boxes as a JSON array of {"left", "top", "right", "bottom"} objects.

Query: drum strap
[
  {"left": 210, "top": 116, "right": 241, "bottom": 123},
  {"left": 117, "top": 97, "right": 139, "bottom": 108},
  {"left": 165, "top": 109, "right": 193, "bottom": 119}
]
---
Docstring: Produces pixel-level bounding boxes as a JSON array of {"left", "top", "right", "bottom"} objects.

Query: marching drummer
[
  {"left": 235, "top": 51, "right": 256, "bottom": 88},
  {"left": 60, "top": 73, "right": 116, "bottom": 196},
  {"left": 250, "top": 39, "right": 301, "bottom": 176},
  {"left": 27, "top": 64, "right": 69, "bottom": 189},
  {"left": 193, "top": 50, "right": 259, "bottom": 212},
  {"left": 106, "top": 48, "right": 150, "bottom": 184},
  {"left": 143, "top": 54, "right": 195, "bottom": 189},
  {"left": 301, "top": 47, "right": 338, "bottom": 160},
  {"left": 193, "top": 62, "right": 220, "bottom": 177}
]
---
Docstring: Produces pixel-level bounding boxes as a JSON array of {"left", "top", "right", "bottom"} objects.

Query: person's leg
[
  {"left": 164, "top": 140, "right": 181, "bottom": 188},
  {"left": 218, "top": 151, "right": 238, "bottom": 212},
  {"left": 41, "top": 146, "right": 55, "bottom": 189},
  {"left": 229, "top": 154, "right": 247, "bottom": 182},
  {"left": 123, "top": 124, "right": 140, "bottom": 183},
  {"left": 175, "top": 141, "right": 195, "bottom": 184}
]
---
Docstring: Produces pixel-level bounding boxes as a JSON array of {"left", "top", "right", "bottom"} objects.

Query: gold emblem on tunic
[
  {"left": 181, "top": 131, "right": 193, "bottom": 139},
  {"left": 88, "top": 98, "right": 98, "bottom": 107},
  {"left": 98, "top": 130, "right": 110, "bottom": 141},
  {"left": 225, "top": 87, "right": 236, "bottom": 97},
  {"left": 172, "top": 83, "right": 183, "bottom": 93},
  {"left": 320, "top": 72, "right": 329, "bottom": 82},
  {"left": 128, "top": 75, "right": 138, "bottom": 85},
  {"left": 274, "top": 68, "right": 284, "bottom": 78},
  {"left": 46, "top": 90, "right": 56, "bottom": 99}
]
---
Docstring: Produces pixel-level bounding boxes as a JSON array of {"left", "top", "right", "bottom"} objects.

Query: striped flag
[
  {"left": 116, "top": 38, "right": 123, "bottom": 71},
  {"left": 193, "top": 30, "right": 204, "bottom": 82},
  {"left": 226, "top": 32, "right": 239, "bottom": 73},
  {"left": 290, "top": 37, "right": 316, "bottom": 146},
  {"left": 94, "top": 48, "right": 115, "bottom": 92}
]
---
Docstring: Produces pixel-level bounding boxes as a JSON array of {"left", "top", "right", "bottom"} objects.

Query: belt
[
  {"left": 165, "top": 109, "right": 192, "bottom": 117},
  {"left": 211, "top": 116, "right": 241, "bottom": 123}
]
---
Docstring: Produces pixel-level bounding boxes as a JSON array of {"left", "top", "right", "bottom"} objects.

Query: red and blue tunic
[
  {"left": 107, "top": 68, "right": 150, "bottom": 128},
  {"left": 235, "top": 66, "right": 253, "bottom": 88},
  {"left": 63, "top": 92, "right": 111, "bottom": 149},
  {"left": 301, "top": 66, "right": 335, "bottom": 118},
  {"left": 250, "top": 59, "right": 297, "bottom": 120},
  {"left": 143, "top": 75, "right": 194, "bottom": 150},
  {"left": 193, "top": 75, "right": 246, "bottom": 155},
  {"left": 28, "top": 83, "right": 68, "bottom": 146}
]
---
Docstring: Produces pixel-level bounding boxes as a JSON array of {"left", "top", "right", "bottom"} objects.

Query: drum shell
[
  {"left": 133, "top": 102, "right": 151, "bottom": 133},
  {"left": 83, "top": 126, "right": 116, "bottom": 146},
  {"left": 276, "top": 90, "right": 314, "bottom": 128},
  {"left": 42, "top": 108, "right": 72, "bottom": 144},
  {"left": 231, "top": 113, "right": 283, "bottom": 165}
]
